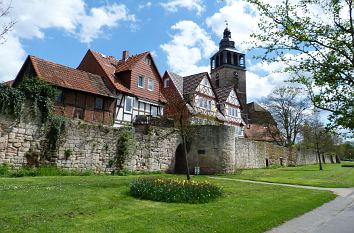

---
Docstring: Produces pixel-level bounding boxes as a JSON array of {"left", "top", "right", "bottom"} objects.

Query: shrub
[
  {"left": 129, "top": 177, "right": 222, "bottom": 204},
  {"left": 0, "top": 164, "right": 11, "bottom": 177},
  {"left": 1, "top": 165, "right": 96, "bottom": 177},
  {"left": 341, "top": 164, "right": 354, "bottom": 167}
]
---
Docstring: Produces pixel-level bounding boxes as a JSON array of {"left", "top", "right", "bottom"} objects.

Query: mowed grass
[
  {"left": 220, "top": 162, "right": 354, "bottom": 188},
  {"left": 0, "top": 175, "right": 335, "bottom": 233}
]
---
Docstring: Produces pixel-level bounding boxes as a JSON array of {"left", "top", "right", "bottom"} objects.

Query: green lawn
[
  {"left": 0, "top": 175, "right": 335, "bottom": 233},
  {"left": 220, "top": 163, "right": 354, "bottom": 188}
]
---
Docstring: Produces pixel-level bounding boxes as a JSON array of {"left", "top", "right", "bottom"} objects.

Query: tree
[
  {"left": 163, "top": 87, "right": 192, "bottom": 180},
  {"left": 247, "top": 0, "right": 354, "bottom": 130},
  {"left": 262, "top": 86, "right": 310, "bottom": 163},
  {"left": 0, "top": 1, "right": 15, "bottom": 43},
  {"left": 300, "top": 116, "right": 338, "bottom": 170},
  {"left": 337, "top": 142, "right": 354, "bottom": 160}
]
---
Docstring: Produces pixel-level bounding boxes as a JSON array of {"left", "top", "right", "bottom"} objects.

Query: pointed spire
[{"left": 223, "top": 20, "right": 231, "bottom": 39}]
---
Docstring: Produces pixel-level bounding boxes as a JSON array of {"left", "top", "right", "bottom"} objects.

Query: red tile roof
[
  {"left": 29, "top": 56, "right": 115, "bottom": 98},
  {"left": 115, "top": 52, "right": 149, "bottom": 73},
  {"left": 183, "top": 72, "right": 208, "bottom": 94},
  {"left": 88, "top": 49, "right": 166, "bottom": 103},
  {"left": 88, "top": 49, "right": 131, "bottom": 94}
]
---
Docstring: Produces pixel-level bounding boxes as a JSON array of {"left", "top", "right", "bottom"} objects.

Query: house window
[
  {"left": 151, "top": 105, "right": 158, "bottom": 116},
  {"left": 95, "top": 97, "right": 103, "bottom": 110},
  {"left": 124, "top": 96, "right": 133, "bottom": 113},
  {"left": 164, "top": 78, "right": 170, "bottom": 88},
  {"left": 144, "top": 57, "right": 151, "bottom": 65},
  {"left": 228, "top": 107, "right": 239, "bottom": 117},
  {"left": 56, "top": 89, "right": 64, "bottom": 104},
  {"left": 148, "top": 79, "right": 154, "bottom": 91},
  {"left": 198, "top": 97, "right": 212, "bottom": 110},
  {"left": 138, "top": 76, "right": 144, "bottom": 88}
]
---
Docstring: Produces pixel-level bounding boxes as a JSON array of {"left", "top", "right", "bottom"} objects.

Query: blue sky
[{"left": 1, "top": 0, "right": 289, "bottom": 102}]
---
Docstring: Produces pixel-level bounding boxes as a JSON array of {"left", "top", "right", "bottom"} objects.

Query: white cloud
[
  {"left": 0, "top": 34, "right": 26, "bottom": 82},
  {"left": 79, "top": 4, "right": 135, "bottom": 43},
  {"left": 160, "top": 0, "right": 205, "bottom": 15},
  {"left": 206, "top": 0, "right": 259, "bottom": 50},
  {"left": 0, "top": 0, "right": 135, "bottom": 82},
  {"left": 138, "top": 2, "right": 152, "bottom": 10},
  {"left": 160, "top": 20, "right": 217, "bottom": 76}
]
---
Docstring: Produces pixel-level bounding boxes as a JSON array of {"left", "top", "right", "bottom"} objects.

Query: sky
[{"left": 0, "top": 0, "right": 294, "bottom": 103}]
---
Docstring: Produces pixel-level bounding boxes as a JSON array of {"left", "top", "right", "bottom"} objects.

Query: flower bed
[{"left": 129, "top": 177, "right": 222, "bottom": 204}]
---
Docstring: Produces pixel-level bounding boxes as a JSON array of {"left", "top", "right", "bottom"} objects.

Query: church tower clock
[{"left": 210, "top": 26, "right": 247, "bottom": 109}]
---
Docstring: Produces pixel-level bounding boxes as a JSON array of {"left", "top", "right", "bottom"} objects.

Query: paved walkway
[{"left": 209, "top": 177, "right": 354, "bottom": 233}]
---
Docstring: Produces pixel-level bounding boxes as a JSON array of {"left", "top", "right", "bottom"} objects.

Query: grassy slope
[
  {"left": 0, "top": 176, "right": 335, "bottom": 233},
  {"left": 221, "top": 163, "right": 354, "bottom": 188}
]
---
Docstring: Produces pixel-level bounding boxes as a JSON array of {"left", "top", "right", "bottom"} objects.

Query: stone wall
[
  {"left": 187, "top": 125, "right": 235, "bottom": 174},
  {"left": 0, "top": 114, "right": 180, "bottom": 173},
  {"left": 0, "top": 114, "right": 333, "bottom": 174}
]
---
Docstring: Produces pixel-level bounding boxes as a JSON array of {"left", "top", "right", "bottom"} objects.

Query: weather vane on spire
[{"left": 223, "top": 20, "right": 231, "bottom": 38}]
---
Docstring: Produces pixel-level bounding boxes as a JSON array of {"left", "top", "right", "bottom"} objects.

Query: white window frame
[
  {"left": 138, "top": 76, "right": 144, "bottom": 88},
  {"left": 164, "top": 78, "right": 170, "bottom": 88},
  {"left": 124, "top": 96, "right": 133, "bottom": 113},
  {"left": 148, "top": 78, "right": 154, "bottom": 91}
]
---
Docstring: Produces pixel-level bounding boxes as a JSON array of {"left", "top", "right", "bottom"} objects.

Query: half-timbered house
[
  {"left": 214, "top": 86, "right": 245, "bottom": 137},
  {"left": 78, "top": 50, "right": 166, "bottom": 127},
  {"left": 162, "top": 71, "right": 225, "bottom": 125},
  {"left": 12, "top": 55, "right": 116, "bottom": 125}
]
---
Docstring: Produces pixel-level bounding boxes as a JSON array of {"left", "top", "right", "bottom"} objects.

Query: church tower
[{"left": 210, "top": 26, "right": 247, "bottom": 109}]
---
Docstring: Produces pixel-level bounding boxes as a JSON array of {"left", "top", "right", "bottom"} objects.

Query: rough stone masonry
[{"left": 0, "top": 114, "right": 334, "bottom": 174}]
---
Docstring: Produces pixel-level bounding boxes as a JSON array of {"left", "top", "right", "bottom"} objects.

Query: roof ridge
[{"left": 30, "top": 55, "right": 102, "bottom": 77}]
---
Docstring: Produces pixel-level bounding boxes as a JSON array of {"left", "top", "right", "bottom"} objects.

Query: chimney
[{"left": 122, "top": 50, "right": 129, "bottom": 61}]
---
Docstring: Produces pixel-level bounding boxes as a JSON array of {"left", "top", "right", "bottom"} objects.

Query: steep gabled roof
[
  {"left": 214, "top": 86, "right": 233, "bottom": 103},
  {"left": 165, "top": 71, "right": 184, "bottom": 96},
  {"left": 26, "top": 56, "right": 115, "bottom": 98},
  {"left": 247, "top": 102, "right": 276, "bottom": 125},
  {"left": 86, "top": 50, "right": 166, "bottom": 103},
  {"left": 87, "top": 49, "right": 131, "bottom": 93},
  {"left": 115, "top": 52, "right": 149, "bottom": 73},
  {"left": 183, "top": 72, "right": 208, "bottom": 94}
]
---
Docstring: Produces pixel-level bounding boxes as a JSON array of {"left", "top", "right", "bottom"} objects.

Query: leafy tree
[
  {"left": 337, "top": 142, "right": 354, "bottom": 160},
  {"left": 247, "top": 0, "right": 354, "bottom": 130},
  {"left": 300, "top": 116, "right": 338, "bottom": 170},
  {"left": 262, "top": 86, "right": 310, "bottom": 163}
]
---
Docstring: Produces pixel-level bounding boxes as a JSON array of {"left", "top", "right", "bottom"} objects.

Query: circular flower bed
[{"left": 129, "top": 177, "right": 222, "bottom": 204}]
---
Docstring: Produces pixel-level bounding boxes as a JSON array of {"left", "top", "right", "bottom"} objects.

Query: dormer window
[
  {"left": 144, "top": 57, "right": 151, "bottom": 65},
  {"left": 138, "top": 76, "right": 144, "bottom": 88},
  {"left": 164, "top": 78, "right": 170, "bottom": 88}
]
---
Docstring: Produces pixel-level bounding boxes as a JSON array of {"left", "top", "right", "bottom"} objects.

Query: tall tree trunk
[
  {"left": 316, "top": 142, "right": 323, "bottom": 170},
  {"left": 322, "top": 154, "right": 326, "bottom": 164},
  {"left": 335, "top": 154, "right": 341, "bottom": 163},
  {"left": 179, "top": 117, "right": 190, "bottom": 180},
  {"left": 182, "top": 134, "right": 190, "bottom": 180}
]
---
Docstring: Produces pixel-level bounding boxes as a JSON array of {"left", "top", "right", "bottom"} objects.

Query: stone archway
[{"left": 174, "top": 143, "right": 187, "bottom": 174}]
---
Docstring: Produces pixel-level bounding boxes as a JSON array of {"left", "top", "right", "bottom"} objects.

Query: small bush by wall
[{"left": 129, "top": 177, "right": 222, "bottom": 203}]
